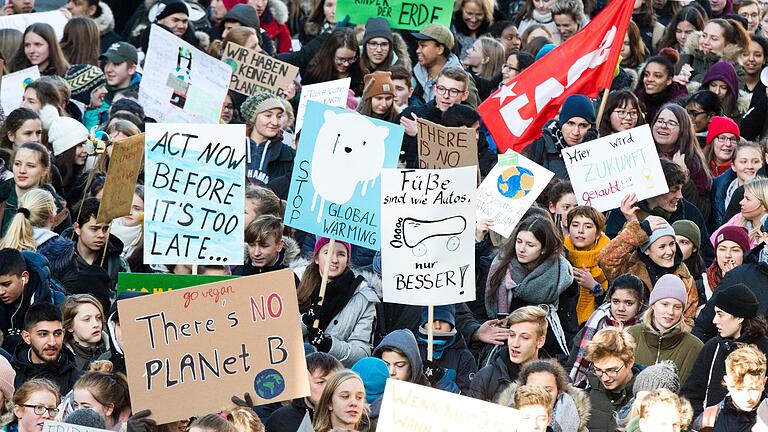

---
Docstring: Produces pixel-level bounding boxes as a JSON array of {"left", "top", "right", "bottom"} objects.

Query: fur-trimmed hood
[
  {"left": 269, "top": 0, "right": 289, "bottom": 24},
  {"left": 392, "top": 32, "right": 412, "bottom": 72},
  {"left": 497, "top": 381, "right": 592, "bottom": 432},
  {"left": 93, "top": 1, "right": 116, "bottom": 36}
]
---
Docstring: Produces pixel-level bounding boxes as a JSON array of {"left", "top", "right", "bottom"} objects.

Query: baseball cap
[
  {"left": 411, "top": 23, "right": 454, "bottom": 50},
  {"left": 99, "top": 42, "right": 138, "bottom": 65}
]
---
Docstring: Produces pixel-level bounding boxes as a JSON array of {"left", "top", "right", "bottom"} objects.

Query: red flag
[{"left": 478, "top": 0, "right": 635, "bottom": 153}]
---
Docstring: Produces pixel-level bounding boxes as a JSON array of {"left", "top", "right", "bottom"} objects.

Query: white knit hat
[{"left": 48, "top": 115, "right": 89, "bottom": 156}]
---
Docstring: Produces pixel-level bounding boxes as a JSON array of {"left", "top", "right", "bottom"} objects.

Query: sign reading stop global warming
[
  {"left": 286, "top": 101, "right": 402, "bottom": 249},
  {"left": 222, "top": 42, "right": 299, "bottom": 98},
  {"left": 380, "top": 167, "right": 476, "bottom": 306},
  {"left": 377, "top": 380, "right": 520, "bottom": 431},
  {"left": 562, "top": 125, "right": 668, "bottom": 212},
  {"left": 144, "top": 123, "right": 246, "bottom": 265},
  {"left": 118, "top": 270, "right": 309, "bottom": 424},
  {"left": 476, "top": 152, "right": 554, "bottom": 237},
  {"left": 336, "top": 0, "right": 453, "bottom": 30}
]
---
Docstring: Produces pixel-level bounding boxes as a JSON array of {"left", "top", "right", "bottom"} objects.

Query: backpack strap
[{"left": 700, "top": 403, "right": 721, "bottom": 432}]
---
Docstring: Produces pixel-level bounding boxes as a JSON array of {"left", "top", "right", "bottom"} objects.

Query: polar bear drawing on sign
[{"left": 311, "top": 109, "right": 389, "bottom": 222}]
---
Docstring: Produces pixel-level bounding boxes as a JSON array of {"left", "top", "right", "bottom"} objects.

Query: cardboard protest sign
[
  {"left": 222, "top": 42, "right": 298, "bottom": 98},
  {"left": 294, "top": 78, "right": 350, "bottom": 132},
  {"left": 562, "top": 125, "right": 668, "bottom": 212},
  {"left": 377, "top": 379, "right": 520, "bottom": 431},
  {"left": 44, "top": 421, "right": 110, "bottom": 432},
  {"left": 97, "top": 134, "right": 145, "bottom": 223},
  {"left": 476, "top": 151, "right": 554, "bottom": 237},
  {"left": 417, "top": 118, "right": 478, "bottom": 169},
  {"left": 335, "top": 0, "right": 453, "bottom": 30},
  {"left": 117, "top": 272, "right": 236, "bottom": 295},
  {"left": 0, "top": 65, "right": 39, "bottom": 115},
  {"left": 119, "top": 270, "right": 309, "bottom": 424},
  {"left": 380, "top": 166, "right": 476, "bottom": 305},
  {"left": 139, "top": 25, "right": 232, "bottom": 124},
  {"left": 0, "top": 10, "right": 68, "bottom": 39},
  {"left": 285, "top": 101, "right": 402, "bottom": 249},
  {"left": 143, "top": 123, "right": 246, "bottom": 265}
]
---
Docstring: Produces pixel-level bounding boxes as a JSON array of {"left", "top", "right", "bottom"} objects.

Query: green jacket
[
  {"left": 627, "top": 322, "right": 703, "bottom": 384},
  {"left": 585, "top": 366, "right": 639, "bottom": 432}
]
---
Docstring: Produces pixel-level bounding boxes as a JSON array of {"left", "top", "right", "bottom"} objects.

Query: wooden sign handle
[
  {"left": 427, "top": 304, "right": 434, "bottom": 361},
  {"left": 99, "top": 221, "right": 112, "bottom": 268},
  {"left": 313, "top": 238, "right": 335, "bottom": 329}
]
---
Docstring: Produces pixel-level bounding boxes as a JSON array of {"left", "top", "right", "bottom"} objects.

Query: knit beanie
[
  {"left": 241, "top": 91, "right": 284, "bottom": 124},
  {"left": 632, "top": 360, "right": 680, "bottom": 394},
  {"left": 535, "top": 43, "right": 556, "bottom": 61},
  {"left": 558, "top": 94, "right": 595, "bottom": 127},
  {"left": 64, "top": 64, "right": 107, "bottom": 106},
  {"left": 672, "top": 220, "right": 701, "bottom": 250},
  {"left": 706, "top": 116, "right": 740, "bottom": 146},
  {"left": 313, "top": 237, "right": 352, "bottom": 256},
  {"left": 65, "top": 408, "right": 107, "bottom": 429},
  {"left": 47, "top": 114, "right": 89, "bottom": 156},
  {"left": 222, "top": 0, "right": 247, "bottom": 10},
  {"left": 713, "top": 225, "right": 751, "bottom": 254},
  {"left": 363, "top": 18, "right": 393, "bottom": 45},
  {"left": 0, "top": 355, "right": 15, "bottom": 403},
  {"left": 701, "top": 61, "right": 739, "bottom": 103},
  {"left": 351, "top": 357, "right": 389, "bottom": 404},
  {"left": 153, "top": 0, "right": 189, "bottom": 21},
  {"left": 648, "top": 274, "right": 688, "bottom": 308},
  {"left": 363, "top": 71, "right": 395, "bottom": 100},
  {"left": 640, "top": 224, "right": 676, "bottom": 252},
  {"left": 419, "top": 305, "right": 456, "bottom": 329},
  {"left": 715, "top": 283, "right": 759, "bottom": 318},
  {"left": 109, "top": 98, "right": 145, "bottom": 121}
]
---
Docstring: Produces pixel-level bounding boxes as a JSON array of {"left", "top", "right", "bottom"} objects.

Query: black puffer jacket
[
  {"left": 466, "top": 347, "right": 523, "bottom": 402},
  {"left": 12, "top": 344, "right": 81, "bottom": 395},
  {"left": 522, "top": 119, "right": 598, "bottom": 180}
]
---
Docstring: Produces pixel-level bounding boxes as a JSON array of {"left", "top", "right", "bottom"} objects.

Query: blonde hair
[
  {"left": 585, "top": 327, "right": 636, "bottom": 364},
  {"left": 638, "top": 388, "right": 693, "bottom": 429},
  {"left": 726, "top": 344, "right": 767, "bottom": 386},
  {"left": 105, "top": 119, "right": 141, "bottom": 138},
  {"left": 313, "top": 370, "right": 368, "bottom": 432},
  {"left": 642, "top": 304, "right": 691, "bottom": 333},
  {"left": 514, "top": 384, "right": 553, "bottom": 415},
  {"left": 61, "top": 294, "right": 104, "bottom": 342},
  {"left": 0, "top": 188, "right": 55, "bottom": 251},
  {"left": 503, "top": 305, "right": 549, "bottom": 338},
  {"left": 477, "top": 37, "right": 506, "bottom": 81},
  {"left": 226, "top": 406, "right": 265, "bottom": 432},
  {"left": 461, "top": 0, "right": 494, "bottom": 24}
]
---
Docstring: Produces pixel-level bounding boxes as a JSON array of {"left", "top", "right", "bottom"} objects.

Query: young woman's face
[
  {"left": 21, "top": 88, "right": 41, "bottom": 113},
  {"left": 323, "top": 0, "right": 337, "bottom": 23},
  {"left": 532, "top": 0, "right": 555, "bottom": 14},
  {"left": 548, "top": 193, "right": 577, "bottom": 227},
  {"left": 675, "top": 235, "right": 695, "bottom": 260},
  {"left": 609, "top": 102, "right": 640, "bottom": 132},
  {"left": 652, "top": 109, "right": 681, "bottom": 149},
  {"left": 329, "top": 378, "right": 365, "bottom": 429},
  {"left": 738, "top": 3, "right": 761, "bottom": 33},
  {"left": 249, "top": 0, "right": 268, "bottom": 16},
  {"left": 371, "top": 94, "right": 394, "bottom": 115},
  {"left": 733, "top": 147, "right": 764, "bottom": 183},
  {"left": 716, "top": 240, "right": 744, "bottom": 272},
  {"left": 70, "top": 303, "right": 103, "bottom": 345},
  {"left": 245, "top": 34, "right": 261, "bottom": 52},
  {"left": 712, "top": 133, "right": 738, "bottom": 163},
  {"left": 568, "top": 215, "right": 598, "bottom": 249},
  {"left": 676, "top": 20, "right": 696, "bottom": 48},
  {"left": 516, "top": 230, "right": 543, "bottom": 264},
  {"left": 501, "top": 54, "right": 521, "bottom": 82},
  {"left": 381, "top": 350, "right": 411, "bottom": 380},
  {"left": 740, "top": 188, "right": 766, "bottom": 220},
  {"left": 499, "top": 25, "right": 522, "bottom": 53},
  {"left": 708, "top": 80, "right": 729, "bottom": 99},
  {"left": 365, "top": 37, "right": 390, "bottom": 66},
  {"left": 13, "top": 390, "right": 58, "bottom": 432},
  {"left": 463, "top": 39, "right": 485, "bottom": 67},
  {"left": 73, "top": 388, "right": 110, "bottom": 422},
  {"left": 610, "top": 288, "right": 641, "bottom": 322},
  {"left": 462, "top": 1, "right": 485, "bottom": 31},
  {"left": 24, "top": 32, "right": 50, "bottom": 69},
  {"left": 314, "top": 242, "right": 349, "bottom": 279},
  {"left": 220, "top": 94, "right": 234, "bottom": 124},
  {"left": 700, "top": 22, "right": 726, "bottom": 55},
  {"left": 253, "top": 108, "right": 283, "bottom": 140},
  {"left": 525, "top": 372, "right": 558, "bottom": 408},
  {"left": 638, "top": 402, "right": 682, "bottom": 432},
  {"left": 74, "top": 143, "right": 88, "bottom": 166},
  {"left": 621, "top": 33, "right": 631, "bottom": 59},
  {"left": 651, "top": 298, "right": 684, "bottom": 330},
  {"left": 762, "top": 12, "right": 768, "bottom": 38},
  {"left": 209, "top": 0, "right": 228, "bottom": 20},
  {"left": 713, "top": 306, "right": 744, "bottom": 338},
  {"left": 645, "top": 235, "right": 677, "bottom": 268},
  {"left": 333, "top": 47, "right": 357, "bottom": 75},
  {"left": 742, "top": 40, "right": 766, "bottom": 76},
  {"left": 642, "top": 62, "right": 671, "bottom": 95},
  {"left": 13, "top": 148, "right": 47, "bottom": 191},
  {"left": 8, "top": 119, "right": 42, "bottom": 147},
  {"left": 685, "top": 102, "right": 712, "bottom": 132},
  {"left": 554, "top": 13, "right": 579, "bottom": 40}
]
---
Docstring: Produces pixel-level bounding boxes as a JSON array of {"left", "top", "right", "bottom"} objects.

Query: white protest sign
[
  {"left": 139, "top": 25, "right": 232, "bottom": 124},
  {"left": 144, "top": 123, "right": 246, "bottom": 265},
  {"left": 0, "top": 65, "right": 39, "bottom": 115},
  {"left": 562, "top": 125, "right": 668, "bottom": 211},
  {"left": 43, "top": 421, "right": 110, "bottom": 432},
  {"left": 0, "top": 11, "right": 68, "bottom": 40},
  {"left": 380, "top": 167, "right": 476, "bottom": 306},
  {"left": 476, "top": 151, "right": 554, "bottom": 237},
  {"left": 294, "top": 77, "right": 350, "bottom": 131},
  {"left": 377, "top": 379, "right": 521, "bottom": 431}
]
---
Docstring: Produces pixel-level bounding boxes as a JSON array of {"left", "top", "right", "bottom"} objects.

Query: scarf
[
  {"left": 110, "top": 218, "right": 142, "bottom": 258},
  {"left": 706, "top": 262, "right": 723, "bottom": 293},
  {"left": 487, "top": 255, "right": 573, "bottom": 316},
  {"left": 417, "top": 327, "right": 458, "bottom": 360},
  {"left": 532, "top": 9, "right": 553, "bottom": 23},
  {"left": 564, "top": 234, "right": 610, "bottom": 324},
  {"left": 311, "top": 269, "right": 361, "bottom": 329}
]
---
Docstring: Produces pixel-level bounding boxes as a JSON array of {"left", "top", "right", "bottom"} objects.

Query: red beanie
[
  {"left": 223, "top": 0, "right": 247, "bottom": 10},
  {"left": 706, "top": 116, "right": 740, "bottom": 146},
  {"left": 313, "top": 237, "right": 352, "bottom": 257},
  {"left": 713, "top": 225, "right": 751, "bottom": 254}
]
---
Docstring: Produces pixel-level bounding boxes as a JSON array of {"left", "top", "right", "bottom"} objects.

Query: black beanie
[
  {"left": 155, "top": 0, "right": 188, "bottom": 21},
  {"left": 715, "top": 283, "right": 759, "bottom": 319}
]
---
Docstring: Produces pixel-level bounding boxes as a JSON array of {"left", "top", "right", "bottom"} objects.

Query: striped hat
[{"left": 64, "top": 64, "right": 107, "bottom": 105}]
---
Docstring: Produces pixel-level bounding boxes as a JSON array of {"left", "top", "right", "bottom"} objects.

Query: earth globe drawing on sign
[
  {"left": 497, "top": 166, "right": 535, "bottom": 199},
  {"left": 254, "top": 368, "right": 285, "bottom": 400}
]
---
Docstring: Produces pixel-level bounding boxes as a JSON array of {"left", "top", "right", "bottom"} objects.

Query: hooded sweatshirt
[
  {"left": 12, "top": 344, "right": 81, "bottom": 396},
  {"left": 373, "top": 329, "right": 429, "bottom": 385}
]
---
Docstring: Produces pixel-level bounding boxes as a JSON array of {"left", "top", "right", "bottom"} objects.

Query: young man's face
[
  {"left": 507, "top": 321, "right": 544, "bottom": 365},
  {"left": 726, "top": 373, "right": 767, "bottom": 411},
  {"left": 392, "top": 78, "right": 412, "bottom": 107},
  {"left": 247, "top": 236, "right": 284, "bottom": 268},
  {"left": 308, "top": 368, "right": 337, "bottom": 405},
  {"left": 0, "top": 272, "right": 27, "bottom": 305},
  {"left": 592, "top": 355, "right": 634, "bottom": 391},
  {"left": 103, "top": 61, "right": 136, "bottom": 88},
  {"left": 434, "top": 76, "right": 467, "bottom": 112},
  {"left": 381, "top": 350, "right": 411, "bottom": 381},
  {"left": 518, "top": 405, "right": 551, "bottom": 432},
  {"left": 561, "top": 117, "right": 592, "bottom": 146},
  {"left": 157, "top": 12, "right": 189, "bottom": 37},
  {"left": 75, "top": 216, "right": 110, "bottom": 252},
  {"left": 22, "top": 320, "right": 64, "bottom": 364},
  {"left": 416, "top": 40, "right": 443, "bottom": 68},
  {"left": 10, "top": 0, "right": 34, "bottom": 14},
  {"left": 66, "top": 0, "right": 97, "bottom": 17}
]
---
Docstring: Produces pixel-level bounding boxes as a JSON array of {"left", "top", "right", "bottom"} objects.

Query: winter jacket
[
  {"left": 0, "top": 182, "right": 71, "bottom": 237},
  {"left": 677, "top": 32, "right": 746, "bottom": 88},
  {"left": 397, "top": 100, "right": 445, "bottom": 169},
  {"left": 741, "top": 80, "right": 768, "bottom": 141},
  {"left": 65, "top": 332, "right": 110, "bottom": 371},
  {"left": 264, "top": 397, "right": 313, "bottom": 432},
  {"left": 61, "top": 228, "right": 129, "bottom": 299},
  {"left": 497, "top": 381, "right": 591, "bottom": 432},
  {"left": 712, "top": 168, "right": 738, "bottom": 230},
  {"left": 693, "top": 243, "right": 768, "bottom": 343},
  {"left": 361, "top": 33, "right": 412, "bottom": 75},
  {"left": 416, "top": 329, "right": 477, "bottom": 393},
  {"left": 598, "top": 220, "right": 699, "bottom": 320},
  {"left": 246, "top": 137, "right": 295, "bottom": 199},
  {"left": 93, "top": 2, "right": 123, "bottom": 53},
  {"left": 626, "top": 322, "right": 703, "bottom": 384},
  {"left": 35, "top": 229, "right": 78, "bottom": 295},
  {"left": 259, "top": 0, "right": 292, "bottom": 53},
  {"left": 0, "top": 252, "right": 66, "bottom": 354},
  {"left": 522, "top": 119, "right": 599, "bottom": 180},
  {"left": 373, "top": 329, "right": 429, "bottom": 385},
  {"left": 12, "top": 344, "right": 81, "bottom": 395},
  {"left": 634, "top": 80, "right": 688, "bottom": 124},
  {"left": 296, "top": 266, "right": 380, "bottom": 367},
  {"left": 584, "top": 366, "right": 640, "bottom": 432},
  {"left": 708, "top": 395, "right": 762, "bottom": 432},
  {"left": 681, "top": 333, "right": 768, "bottom": 418},
  {"left": 467, "top": 347, "right": 529, "bottom": 402},
  {"left": 104, "top": 72, "right": 141, "bottom": 106}
]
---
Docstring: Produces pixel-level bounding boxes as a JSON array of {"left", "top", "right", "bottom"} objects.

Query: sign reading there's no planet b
[
  {"left": 562, "top": 125, "right": 668, "bottom": 212},
  {"left": 285, "top": 101, "right": 403, "bottom": 250},
  {"left": 380, "top": 167, "right": 476, "bottom": 306},
  {"left": 476, "top": 151, "right": 554, "bottom": 238}
]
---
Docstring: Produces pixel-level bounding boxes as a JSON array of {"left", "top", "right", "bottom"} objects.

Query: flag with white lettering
[{"left": 477, "top": 0, "right": 634, "bottom": 153}]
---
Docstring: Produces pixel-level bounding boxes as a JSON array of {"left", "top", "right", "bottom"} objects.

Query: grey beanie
[
  {"left": 363, "top": 18, "right": 393, "bottom": 45},
  {"left": 632, "top": 360, "right": 680, "bottom": 394},
  {"left": 641, "top": 224, "right": 677, "bottom": 252},
  {"left": 65, "top": 408, "right": 107, "bottom": 429}
]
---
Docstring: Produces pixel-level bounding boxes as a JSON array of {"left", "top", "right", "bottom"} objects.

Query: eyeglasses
[
  {"left": 593, "top": 363, "right": 626, "bottom": 378},
  {"left": 614, "top": 109, "right": 639, "bottom": 118},
  {"left": 687, "top": 109, "right": 707, "bottom": 117},
  {"left": 501, "top": 64, "right": 520, "bottom": 73},
  {"left": 20, "top": 404, "right": 59, "bottom": 416},
  {"left": 334, "top": 56, "right": 357, "bottom": 65},
  {"left": 222, "top": 104, "right": 234, "bottom": 112},
  {"left": 716, "top": 135, "right": 739, "bottom": 144},
  {"left": 434, "top": 85, "right": 463, "bottom": 97},
  {"left": 655, "top": 118, "right": 680, "bottom": 129},
  {"left": 367, "top": 41, "right": 390, "bottom": 51}
]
